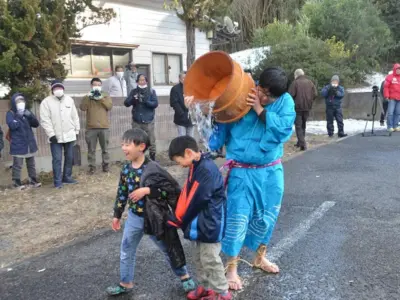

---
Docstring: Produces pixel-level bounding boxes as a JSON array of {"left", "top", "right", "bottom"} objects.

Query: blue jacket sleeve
[
  {"left": 144, "top": 89, "right": 158, "bottom": 109},
  {"left": 124, "top": 90, "right": 136, "bottom": 108},
  {"left": 27, "top": 112, "right": 40, "bottom": 128},
  {"left": 0, "top": 125, "right": 3, "bottom": 152},
  {"left": 321, "top": 85, "right": 330, "bottom": 98},
  {"left": 181, "top": 168, "right": 213, "bottom": 228},
  {"left": 336, "top": 86, "right": 345, "bottom": 99},
  {"left": 6, "top": 111, "right": 21, "bottom": 130},
  {"left": 261, "top": 95, "right": 295, "bottom": 149},
  {"left": 209, "top": 122, "right": 229, "bottom": 151}
]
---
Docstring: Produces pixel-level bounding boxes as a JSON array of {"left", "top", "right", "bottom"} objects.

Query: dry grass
[{"left": 0, "top": 134, "right": 334, "bottom": 268}]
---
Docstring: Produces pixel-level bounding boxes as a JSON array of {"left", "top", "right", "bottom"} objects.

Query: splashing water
[{"left": 189, "top": 101, "right": 215, "bottom": 151}]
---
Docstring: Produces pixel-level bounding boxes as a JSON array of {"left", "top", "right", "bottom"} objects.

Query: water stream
[{"left": 189, "top": 101, "right": 215, "bottom": 151}]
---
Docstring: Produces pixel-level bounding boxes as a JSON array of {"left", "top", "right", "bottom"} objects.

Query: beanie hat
[
  {"left": 331, "top": 75, "right": 340, "bottom": 82},
  {"left": 51, "top": 80, "right": 65, "bottom": 91}
]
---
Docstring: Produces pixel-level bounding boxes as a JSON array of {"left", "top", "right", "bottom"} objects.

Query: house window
[
  {"left": 152, "top": 53, "right": 182, "bottom": 85},
  {"left": 63, "top": 45, "right": 132, "bottom": 77}
]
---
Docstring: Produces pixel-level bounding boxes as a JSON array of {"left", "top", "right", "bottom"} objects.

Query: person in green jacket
[{"left": 80, "top": 78, "right": 113, "bottom": 174}]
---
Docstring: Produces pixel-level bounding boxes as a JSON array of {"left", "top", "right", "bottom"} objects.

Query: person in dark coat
[
  {"left": 321, "top": 75, "right": 348, "bottom": 138},
  {"left": 124, "top": 74, "right": 158, "bottom": 161},
  {"left": 288, "top": 69, "right": 318, "bottom": 150},
  {"left": 6, "top": 93, "right": 41, "bottom": 189},
  {"left": 0, "top": 125, "right": 4, "bottom": 159},
  {"left": 380, "top": 71, "right": 392, "bottom": 126},
  {"left": 106, "top": 128, "right": 195, "bottom": 296},
  {"left": 170, "top": 72, "right": 194, "bottom": 137}
]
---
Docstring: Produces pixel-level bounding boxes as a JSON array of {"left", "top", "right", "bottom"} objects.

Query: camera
[{"left": 372, "top": 85, "right": 379, "bottom": 97}]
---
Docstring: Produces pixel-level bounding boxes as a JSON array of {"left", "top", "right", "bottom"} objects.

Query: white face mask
[
  {"left": 92, "top": 86, "right": 102, "bottom": 92},
  {"left": 16, "top": 102, "right": 26, "bottom": 111},
  {"left": 116, "top": 72, "right": 124, "bottom": 79},
  {"left": 53, "top": 89, "right": 64, "bottom": 98},
  {"left": 138, "top": 84, "right": 148, "bottom": 89}
]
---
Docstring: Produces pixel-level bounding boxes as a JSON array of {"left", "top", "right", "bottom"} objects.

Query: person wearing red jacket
[{"left": 384, "top": 64, "right": 400, "bottom": 132}]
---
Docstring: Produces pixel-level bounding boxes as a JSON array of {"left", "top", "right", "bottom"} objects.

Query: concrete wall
[{"left": 311, "top": 92, "right": 379, "bottom": 120}]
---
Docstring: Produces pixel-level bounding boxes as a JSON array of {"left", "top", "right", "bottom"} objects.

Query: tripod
[{"left": 362, "top": 86, "right": 387, "bottom": 137}]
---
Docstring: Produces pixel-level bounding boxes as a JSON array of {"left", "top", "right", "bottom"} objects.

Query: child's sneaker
[
  {"left": 215, "top": 291, "right": 233, "bottom": 300},
  {"left": 30, "top": 178, "right": 42, "bottom": 188},
  {"left": 201, "top": 291, "right": 232, "bottom": 300},
  {"left": 106, "top": 284, "right": 133, "bottom": 295},
  {"left": 182, "top": 277, "right": 196, "bottom": 293},
  {"left": 187, "top": 286, "right": 215, "bottom": 300},
  {"left": 13, "top": 180, "right": 26, "bottom": 191}
]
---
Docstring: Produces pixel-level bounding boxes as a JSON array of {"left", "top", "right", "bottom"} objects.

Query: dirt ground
[{"left": 0, "top": 133, "right": 335, "bottom": 268}]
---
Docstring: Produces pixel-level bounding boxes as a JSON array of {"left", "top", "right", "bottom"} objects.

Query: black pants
[
  {"left": 295, "top": 111, "right": 309, "bottom": 147},
  {"left": 326, "top": 107, "right": 344, "bottom": 136},
  {"left": 380, "top": 100, "right": 389, "bottom": 123}
]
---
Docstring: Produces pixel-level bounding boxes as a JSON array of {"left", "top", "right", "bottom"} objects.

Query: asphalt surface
[{"left": 2, "top": 132, "right": 400, "bottom": 300}]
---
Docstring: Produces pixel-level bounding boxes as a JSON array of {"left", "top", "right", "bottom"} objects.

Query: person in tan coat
[
  {"left": 288, "top": 69, "right": 318, "bottom": 150},
  {"left": 80, "top": 78, "right": 113, "bottom": 174}
]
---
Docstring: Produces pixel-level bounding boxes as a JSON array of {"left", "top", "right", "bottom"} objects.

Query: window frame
[
  {"left": 152, "top": 53, "right": 183, "bottom": 86},
  {"left": 65, "top": 45, "right": 133, "bottom": 78}
]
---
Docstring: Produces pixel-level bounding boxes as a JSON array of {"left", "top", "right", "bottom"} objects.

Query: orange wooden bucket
[{"left": 184, "top": 51, "right": 255, "bottom": 123}]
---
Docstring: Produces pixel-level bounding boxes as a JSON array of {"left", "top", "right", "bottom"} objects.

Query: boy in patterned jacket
[{"left": 106, "top": 128, "right": 195, "bottom": 296}]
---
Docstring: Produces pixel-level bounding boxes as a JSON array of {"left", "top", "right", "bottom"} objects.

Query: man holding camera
[
  {"left": 125, "top": 62, "right": 138, "bottom": 96},
  {"left": 80, "top": 78, "right": 113, "bottom": 174},
  {"left": 124, "top": 74, "right": 158, "bottom": 161},
  {"left": 384, "top": 64, "right": 400, "bottom": 132},
  {"left": 321, "top": 75, "right": 347, "bottom": 138}
]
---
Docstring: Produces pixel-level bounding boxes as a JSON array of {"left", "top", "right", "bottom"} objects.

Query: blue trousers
[
  {"left": 386, "top": 100, "right": 400, "bottom": 129},
  {"left": 50, "top": 142, "right": 74, "bottom": 187},
  {"left": 120, "top": 210, "right": 189, "bottom": 284},
  {"left": 222, "top": 164, "right": 284, "bottom": 257}
]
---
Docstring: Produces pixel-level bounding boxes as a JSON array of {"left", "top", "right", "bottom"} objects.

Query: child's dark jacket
[{"left": 140, "top": 161, "right": 186, "bottom": 269}]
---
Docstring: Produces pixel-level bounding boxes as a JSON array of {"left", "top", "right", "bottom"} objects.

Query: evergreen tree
[
  {"left": 0, "top": 0, "right": 115, "bottom": 100},
  {"left": 164, "top": 0, "right": 232, "bottom": 68}
]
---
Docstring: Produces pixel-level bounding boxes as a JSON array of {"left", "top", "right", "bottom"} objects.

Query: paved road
[{"left": 2, "top": 133, "right": 400, "bottom": 300}]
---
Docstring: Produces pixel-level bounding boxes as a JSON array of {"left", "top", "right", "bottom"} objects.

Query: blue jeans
[
  {"left": 50, "top": 142, "right": 74, "bottom": 187},
  {"left": 120, "top": 210, "right": 188, "bottom": 284},
  {"left": 386, "top": 100, "right": 400, "bottom": 129}
]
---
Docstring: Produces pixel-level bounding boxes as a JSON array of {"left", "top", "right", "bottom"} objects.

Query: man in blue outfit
[{"left": 185, "top": 67, "right": 295, "bottom": 290}]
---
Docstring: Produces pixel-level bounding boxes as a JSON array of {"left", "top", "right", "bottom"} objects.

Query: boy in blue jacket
[
  {"left": 6, "top": 93, "right": 41, "bottom": 189},
  {"left": 321, "top": 75, "right": 348, "bottom": 138},
  {"left": 168, "top": 136, "right": 231, "bottom": 300}
]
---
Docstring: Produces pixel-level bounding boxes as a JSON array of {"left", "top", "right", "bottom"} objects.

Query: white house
[{"left": 62, "top": 0, "right": 211, "bottom": 96}]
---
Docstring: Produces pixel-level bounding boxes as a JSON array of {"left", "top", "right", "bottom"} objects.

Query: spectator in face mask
[
  {"left": 124, "top": 62, "right": 138, "bottom": 96},
  {"left": 384, "top": 64, "right": 400, "bottom": 132},
  {"left": 80, "top": 78, "right": 113, "bottom": 175},
  {"left": 321, "top": 75, "right": 347, "bottom": 138},
  {"left": 6, "top": 93, "right": 41, "bottom": 189},
  {"left": 124, "top": 74, "right": 158, "bottom": 161},
  {"left": 40, "top": 80, "right": 80, "bottom": 188},
  {"left": 105, "top": 65, "right": 128, "bottom": 98}
]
